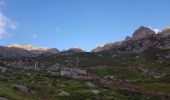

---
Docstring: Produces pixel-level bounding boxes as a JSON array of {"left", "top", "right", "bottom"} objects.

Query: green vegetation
[
  {"left": 0, "top": 47, "right": 170, "bottom": 100},
  {"left": 0, "top": 69, "right": 161, "bottom": 100}
]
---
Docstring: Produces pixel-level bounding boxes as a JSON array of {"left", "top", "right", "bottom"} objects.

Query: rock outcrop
[
  {"left": 58, "top": 90, "right": 70, "bottom": 96},
  {"left": 9, "top": 44, "right": 59, "bottom": 54},
  {"left": 132, "top": 26, "right": 156, "bottom": 40},
  {"left": 92, "top": 41, "right": 122, "bottom": 52},
  {"left": 0, "top": 66, "right": 8, "bottom": 73},
  {"left": 12, "top": 85, "right": 29, "bottom": 92},
  {"left": 63, "top": 47, "right": 85, "bottom": 53},
  {"left": 0, "top": 97, "right": 8, "bottom": 100},
  {"left": 0, "top": 46, "right": 31, "bottom": 58},
  {"left": 0, "top": 44, "right": 59, "bottom": 58},
  {"left": 158, "top": 27, "right": 170, "bottom": 37}
]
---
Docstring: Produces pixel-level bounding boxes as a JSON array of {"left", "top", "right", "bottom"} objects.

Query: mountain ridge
[
  {"left": 0, "top": 26, "right": 170, "bottom": 58},
  {"left": 92, "top": 26, "right": 170, "bottom": 53}
]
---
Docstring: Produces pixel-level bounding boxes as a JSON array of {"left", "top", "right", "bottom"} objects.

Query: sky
[{"left": 0, "top": 0, "right": 170, "bottom": 51}]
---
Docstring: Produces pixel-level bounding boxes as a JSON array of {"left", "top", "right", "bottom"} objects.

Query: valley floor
[{"left": 0, "top": 68, "right": 169, "bottom": 100}]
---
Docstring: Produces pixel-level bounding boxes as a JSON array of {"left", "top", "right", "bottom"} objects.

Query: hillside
[{"left": 0, "top": 26, "right": 170, "bottom": 100}]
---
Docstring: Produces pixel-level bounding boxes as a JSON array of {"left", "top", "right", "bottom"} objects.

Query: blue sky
[{"left": 0, "top": 0, "right": 170, "bottom": 51}]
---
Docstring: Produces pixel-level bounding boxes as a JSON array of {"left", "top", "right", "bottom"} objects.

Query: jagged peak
[{"left": 132, "top": 26, "right": 156, "bottom": 39}]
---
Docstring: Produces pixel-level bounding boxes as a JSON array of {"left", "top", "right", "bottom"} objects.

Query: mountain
[
  {"left": 92, "top": 26, "right": 170, "bottom": 53},
  {"left": 0, "top": 44, "right": 59, "bottom": 58},
  {"left": 0, "top": 46, "right": 31, "bottom": 58},
  {"left": 158, "top": 27, "right": 170, "bottom": 37},
  {"left": 8, "top": 44, "right": 59, "bottom": 54},
  {"left": 132, "top": 26, "right": 156, "bottom": 40},
  {"left": 62, "top": 47, "right": 85, "bottom": 53},
  {"left": 92, "top": 41, "right": 122, "bottom": 52},
  {"left": 0, "top": 26, "right": 170, "bottom": 99}
]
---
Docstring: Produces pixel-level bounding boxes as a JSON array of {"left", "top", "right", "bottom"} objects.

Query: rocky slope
[
  {"left": 62, "top": 47, "right": 85, "bottom": 53},
  {"left": 132, "top": 26, "right": 156, "bottom": 40},
  {"left": 0, "top": 44, "right": 59, "bottom": 58},
  {"left": 92, "top": 26, "right": 170, "bottom": 53},
  {"left": 1, "top": 26, "right": 170, "bottom": 68},
  {"left": 9, "top": 44, "right": 59, "bottom": 54},
  {"left": 0, "top": 46, "right": 31, "bottom": 58},
  {"left": 92, "top": 41, "right": 122, "bottom": 52}
]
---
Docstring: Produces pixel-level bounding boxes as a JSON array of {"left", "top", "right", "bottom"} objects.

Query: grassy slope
[
  {"left": 0, "top": 47, "right": 170, "bottom": 99},
  {"left": 0, "top": 69, "right": 161, "bottom": 100}
]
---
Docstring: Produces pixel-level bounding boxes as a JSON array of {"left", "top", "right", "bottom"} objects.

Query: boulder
[
  {"left": 91, "top": 90, "right": 101, "bottom": 94},
  {"left": 0, "top": 97, "right": 8, "bottom": 100},
  {"left": 0, "top": 66, "right": 8, "bottom": 73},
  {"left": 86, "top": 82, "right": 95, "bottom": 88},
  {"left": 12, "top": 85, "right": 29, "bottom": 92},
  {"left": 58, "top": 90, "right": 70, "bottom": 96}
]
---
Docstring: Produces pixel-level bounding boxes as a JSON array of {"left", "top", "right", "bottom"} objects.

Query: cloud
[
  {"left": 0, "top": 12, "right": 19, "bottom": 39},
  {"left": 0, "top": 0, "right": 19, "bottom": 39},
  {"left": 148, "top": 26, "right": 160, "bottom": 34},
  {"left": 152, "top": 28, "right": 160, "bottom": 33},
  {"left": 32, "top": 33, "right": 38, "bottom": 38}
]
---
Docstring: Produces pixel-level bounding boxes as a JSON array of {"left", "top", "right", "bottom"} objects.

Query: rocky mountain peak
[{"left": 132, "top": 26, "right": 156, "bottom": 40}]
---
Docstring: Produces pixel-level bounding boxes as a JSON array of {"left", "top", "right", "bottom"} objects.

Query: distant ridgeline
[{"left": 0, "top": 26, "right": 170, "bottom": 68}]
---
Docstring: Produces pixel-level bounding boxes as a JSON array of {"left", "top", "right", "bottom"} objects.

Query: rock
[
  {"left": 125, "top": 36, "right": 131, "bottom": 41},
  {"left": 72, "top": 68, "right": 87, "bottom": 75},
  {"left": 26, "top": 73, "right": 31, "bottom": 76},
  {"left": 0, "top": 46, "right": 31, "bottom": 58},
  {"left": 153, "top": 75, "right": 161, "bottom": 79},
  {"left": 47, "top": 63, "right": 66, "bottom": 71},
  {"left": 58, "top": 90, "right": 70, "bottom": 96},
  {"left": 0, "top": 66, "right": 7, "bottom": 73},
  {"left": 165, "top": 53, "right": 170, "bottom": 59},
  {"left": 158, "top": 27, "right": 170, "bottom": 37},
  {"left": 86, "top": 82, "right": 95, "bottom": 88},
  {"left": 9, "top": 44, "right": 60, "bottom": 54},
  {"left": 59, "top": 85, "right": 66, "bottom": 87},
  {"left": 141, "top": 69, "right": 161, "bottom": 79},
  {"left": 0, "top": 97, "right": 8, "bottom": 100},
  {"left": 91, "top": 26, "right": 170, "bottom": 53},
  {"left": 132, "top": 26, "right": 156, "bottom": 40},
  {"left": 92, "top": 41, "right": 122, "bottom": 52},
  {"left": 12, "top": 85, "right": 29, "bottom": 92},
  {"left": 47, "top": 71, "right": 57, "bottom": 76},
  {"left": 62, "top": 47, "right": 85, "bottom": 53},
  {"left": 104, "top": 75, "right": 118, "bottom": 80},
  {"left": 59, "top": 67, "right": 87, "bottom": 77},
  {"left": 91, "top": 90, "right": 100, "bottom": 94}
]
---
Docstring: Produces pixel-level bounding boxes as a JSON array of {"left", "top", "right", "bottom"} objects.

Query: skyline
[{"left": 0, "top": 0, "right": 170, "bottom": 51}]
